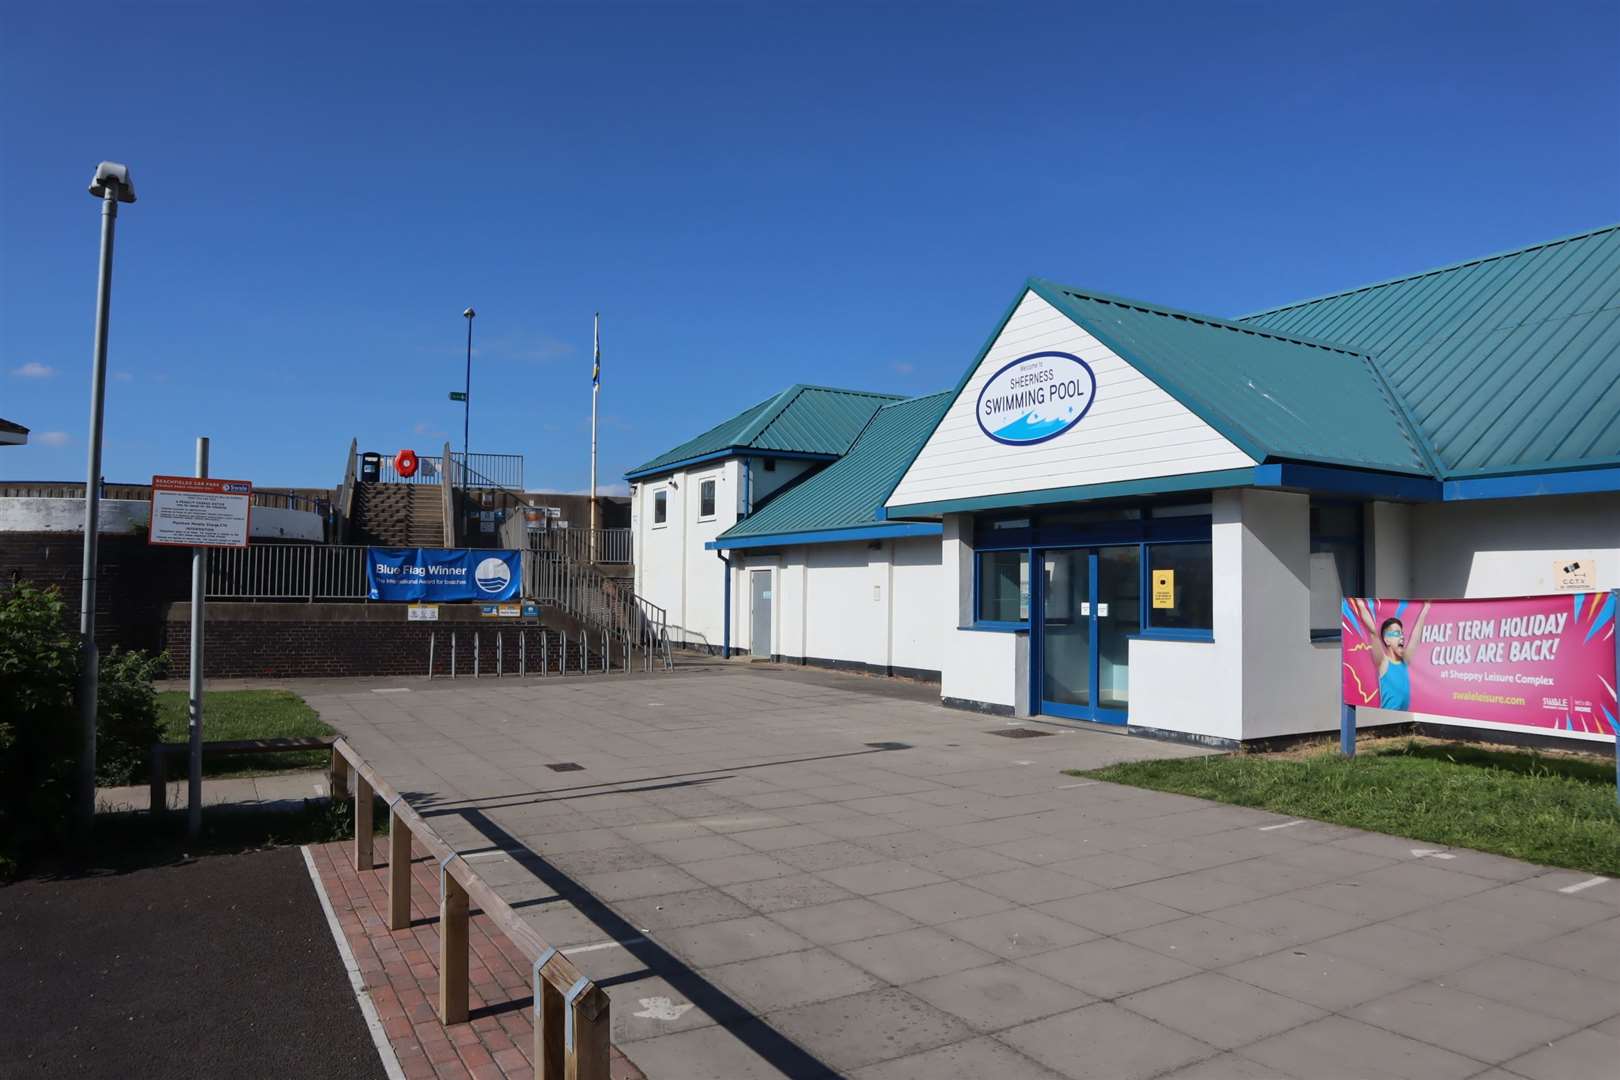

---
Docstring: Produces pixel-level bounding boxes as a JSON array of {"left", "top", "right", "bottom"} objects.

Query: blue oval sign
[{"left": 976, "top": 351, "right": 1097, "bottom": 445}]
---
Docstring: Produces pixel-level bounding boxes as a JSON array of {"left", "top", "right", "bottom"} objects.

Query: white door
[{"left": 749, "top": 570, "right": 773, "bottom": 657}]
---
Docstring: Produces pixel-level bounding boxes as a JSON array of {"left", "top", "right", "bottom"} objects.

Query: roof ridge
[
  {"left": 1030, "top": 277, "right": 1373, "bottom": 358},
  {"left": 1238, "top": 222, "right": 1620, "bottom": 321},
  {"left": 874, "top": 389, "right": 953, "bottom": 411},
  {"left": 735, "top": 384, "right": 808, "bottom": 447}
]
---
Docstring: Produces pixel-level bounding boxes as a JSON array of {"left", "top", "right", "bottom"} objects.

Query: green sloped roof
[
  {"left": 1029, "top": 280, "right": 1435, "bottom": 476},
  {"left": 625, "top": 384, "right": 903, "bottom": 479},
  {"left": 1240, "top": 224, "right": 1620, "bottom": 478},
  {"left": 719, "top": 391, "right": 953, "bottom": 540}
]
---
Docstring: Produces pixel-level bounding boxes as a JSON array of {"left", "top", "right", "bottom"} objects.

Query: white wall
[
  {"left": 1409, "top": 493, "right": 1619, "bottom": 597},
  {"left": 937, "top": 515, "right": 1023, "bottom": 710},
  {"left": 631, "top": 460, "right": 741, "bottom": 650},
  {"left": 887, "top": 290, "right": 1254, "bottom": 510},
  {"left": 733, "top": 535, "right": 946, "bottom": 674},
  {"left": 0, "top": 497, "right": 323, "bottom": 542}
]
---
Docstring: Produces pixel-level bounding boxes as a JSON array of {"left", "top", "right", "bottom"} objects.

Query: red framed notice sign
[{"left": 148, "top": 475, "right": 253, "bottom": 548}]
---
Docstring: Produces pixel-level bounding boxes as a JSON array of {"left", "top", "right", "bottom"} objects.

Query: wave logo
[
  {"left": 976, "top": 351, "right": 1097, "bottom": 446},
  {"left": 474, "top": 556, "right": 513, "bottom": 595}
]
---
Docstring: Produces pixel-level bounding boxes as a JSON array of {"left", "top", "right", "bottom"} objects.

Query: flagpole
[{"left": 590, "top": 312, "right": 600, "bottom": 555}]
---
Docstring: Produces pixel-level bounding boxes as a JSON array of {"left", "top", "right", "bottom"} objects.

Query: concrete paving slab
[
  {"left": 1346, "top": 982, "right": 1581, "bottom": 1062},
  {"left": 295, "top": 666, "right": 1613, "bottom": 1079}
]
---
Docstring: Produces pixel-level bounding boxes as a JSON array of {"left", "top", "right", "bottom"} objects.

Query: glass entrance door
[{"left": 1037, "top": 545, "right": 1139, "bottom": 724}]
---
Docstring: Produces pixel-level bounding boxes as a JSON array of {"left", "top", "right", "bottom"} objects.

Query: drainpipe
[{"left": 717, "top": 550, "right": 732, "bottom": 658}]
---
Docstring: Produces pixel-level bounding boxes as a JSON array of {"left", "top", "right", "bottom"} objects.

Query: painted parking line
[
  {"left": 1558, "top": 876, "right": 1609, "bottom": 895},
  {"left": 370, "top": 687, "right": 412, "bottom": 694},
  {"left": 1059, "top": 781, "right": 1098, "bottom": 789},
  {"left": 1258, "top": 819, "right": 1308, "bottom": 831},
  {"left": 564, "top": 936, "right": 648, "bottom": 955}
]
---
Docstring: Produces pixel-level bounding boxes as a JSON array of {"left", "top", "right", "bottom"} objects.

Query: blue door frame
[{"left": 1034, "top": 547, "right": 1129, "bottom": 726}]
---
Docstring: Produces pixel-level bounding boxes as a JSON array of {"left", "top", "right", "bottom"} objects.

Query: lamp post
[
  {"left": 462, "top": 307, "right": 475, "bottom": 462},
  {"left": 77, "top": 162, "right": 137, "bottom": 833}
]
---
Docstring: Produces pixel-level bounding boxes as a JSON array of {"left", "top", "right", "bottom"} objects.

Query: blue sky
[{"left": 3, "top": 2, "right": 1617, "bottom": 493}]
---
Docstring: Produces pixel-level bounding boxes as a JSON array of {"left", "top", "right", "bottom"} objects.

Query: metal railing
[
  {"left": 451, "top": 452, "right": 524, "bottom": 490},
  {"left": 374, "top": 454, "right": 445, "bottom": 486},
  {"left": 206, "top": 544, "right": 370, "bottom": 600},
  {"left": 529, "top": 526, "right": 633, "bottom": 565}
]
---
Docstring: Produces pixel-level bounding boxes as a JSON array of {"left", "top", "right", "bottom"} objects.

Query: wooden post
[
  {"left": 564, "top": 982, "right": 610, "bottom": 1080},
  {"left": 330, "top": 747, "right": 350, "bottom": 801},
  {"left": 149, "top": 747, "right": 167, "bottom": 815},
  {"left": 388, "top": 804, "right": 412, "bottom": 931},
  {"left": 354, "top": 773, "right": 374, "bottom": 871},
  {"left": 439, "top": 867, "right": 470, "bottom": 1024},
  {"left": 533, "top": 953, "right": 565, "bottom": 1080}
]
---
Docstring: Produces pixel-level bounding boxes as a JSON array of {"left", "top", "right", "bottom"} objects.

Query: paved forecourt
[{"left": 305, "top": 667, "right": 1620, "bottom": 1080}]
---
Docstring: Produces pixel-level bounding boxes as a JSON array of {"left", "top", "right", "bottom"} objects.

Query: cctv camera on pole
[{"left": 77, "top": 161, "right": 136, "bottom": 834}]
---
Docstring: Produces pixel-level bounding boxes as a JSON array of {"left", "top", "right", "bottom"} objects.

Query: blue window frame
[
  {"left": 969, "top": 502, "right": 1215, "bottom": 641},
  {"left": 1309, "top": 499, "right": 1365, "bottom": 641}
]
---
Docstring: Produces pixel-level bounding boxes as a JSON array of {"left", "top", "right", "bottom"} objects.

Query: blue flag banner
[{"left": 367, "top": 547, "right": 521, "bottom": 602}]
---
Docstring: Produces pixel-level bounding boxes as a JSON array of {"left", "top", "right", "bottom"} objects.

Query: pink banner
[{"left": 1341, "top": 593, "right": 1617, "bottom": 738}]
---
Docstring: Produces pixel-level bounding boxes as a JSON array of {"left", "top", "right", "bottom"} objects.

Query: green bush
[
  {"left": 0, "top": 583, "right": 168, "bottom": 875},
  {"left": 0, "top": 584, "right": 79, "bottom": 873}
]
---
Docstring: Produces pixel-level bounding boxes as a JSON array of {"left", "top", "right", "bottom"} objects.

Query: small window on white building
[
  {"left": 1310, "top": 500, "right": 1364, "bottom": 639},
  {"left": 698, "top": 478, "right": 717, "bottom": 520},
  {"left": 653, "top": 489, "right": 668, "bottom": 527},
  {"left": 977, "top": 550, "right": 1030, "bottom": 623}
]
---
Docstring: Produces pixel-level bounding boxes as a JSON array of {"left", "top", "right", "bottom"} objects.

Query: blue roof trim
[
  {"left": 625, "top": 448, "right": 836, "bottom": 481},
  {"left": 1442, "top": 466, "right": 1620, "bottom": 501},
  {"left": 885, "top": 467, "right": 1259, "bottom": 518},
  {"left": 1253, "top": 464, "right": 1441, "bottom": 501},
  {"left": 706, "top": 522, "right": 942, "bottom": 550}
]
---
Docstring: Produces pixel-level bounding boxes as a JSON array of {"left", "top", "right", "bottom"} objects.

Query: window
[
  {"left": 1145, "top": 542, "right": 1212, "bottom": 633},
  {"left": 977, "top": 550, "right": 1029, "bottom": 623},
  {"left": 763, "top": 458, "right": 776, "bottom": 472},
  {"left": 1310, "top": 501, "right": 1364, "bottom": 639},
  {"left": 698, "top": 478, "right": 717, "bottom": 520},
  {"left": 653, "top": 489, "right": 667, "bottom": 526}
]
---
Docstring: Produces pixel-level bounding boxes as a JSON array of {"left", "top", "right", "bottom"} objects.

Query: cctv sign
[{"left": 148, "top": 475, "right": 253, "bottom": 548}]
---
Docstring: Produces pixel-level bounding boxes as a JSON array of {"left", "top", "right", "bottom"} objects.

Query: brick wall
[
  {"left": 163, "top": 603, "right": 614, "bottom": 679},
  {"left": 1, "top": 531, "right": 191, "bottom": 653}
]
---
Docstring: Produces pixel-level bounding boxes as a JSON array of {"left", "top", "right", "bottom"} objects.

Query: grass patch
[
  {"left": 1078, "top": 736, "right": 1620, "bottom": 876},
  {"left": 155, "top": 690, "right": 334, "bottom": 776}
]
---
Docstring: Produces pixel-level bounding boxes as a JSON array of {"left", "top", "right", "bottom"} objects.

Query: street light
[
  {"left": 462, "top": 307, "right": 475, "bottom": 461},
  {"left": 78, "top": 161, "right": 136, "bottom": 833}
]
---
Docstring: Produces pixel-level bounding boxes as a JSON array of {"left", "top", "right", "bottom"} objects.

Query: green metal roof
[
  {"left": 1240, "top": 224, "right": 1620, "bottom": 478},
  {"left": 625, "top": 384, "right": 903, "bottom": 479},
  {"left": 1029, "top": 279, "right": 1435, "bottom": 476},
  {"left": 717, "top": 391, "right": 953, "bottom": 541}
]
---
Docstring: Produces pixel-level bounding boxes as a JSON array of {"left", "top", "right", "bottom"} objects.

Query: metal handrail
[
  {"left": 529, "top": 527, "right": 633, "bottom": 565},
  {"left": 206, "top": 544, "right": 370, "bottom": 600},
  {"left": 450, "top": 451, "right": 524, "bottom": 490}
]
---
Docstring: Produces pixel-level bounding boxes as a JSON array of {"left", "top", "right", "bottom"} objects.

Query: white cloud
[
  {"left": 890, "top": 361, "right": 915, "bottom": 376},
  {"left": 413, "top": 421, "right": 448, "bottom": 437},
  {"left": 565, "top": 482, "right": 630, "bottom": 497},
  {"left": 38, "top": 431, "right": 71, "bottom": 447},
  {"left": 12, "top": 362, "right": 54, "bottom": 378},
  {"left": 111, "top": 371, "right": 134, "bottom": 383}
]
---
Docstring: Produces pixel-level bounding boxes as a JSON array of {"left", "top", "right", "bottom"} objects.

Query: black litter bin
[{"left": 360, "top": 451, "right": 381, "bottom": 482}]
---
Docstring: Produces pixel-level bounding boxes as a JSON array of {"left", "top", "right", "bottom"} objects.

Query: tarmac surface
[{"left": 0, "top": 845, "right": 386, "bottom": 1080}]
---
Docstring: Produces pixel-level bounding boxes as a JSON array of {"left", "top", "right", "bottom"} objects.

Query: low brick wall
[
  {"left": 3, "top": 530, "right": 191, "bottom": 653},
  {"left": 164, "top": 602, "right": 611, "bottom": 679}
]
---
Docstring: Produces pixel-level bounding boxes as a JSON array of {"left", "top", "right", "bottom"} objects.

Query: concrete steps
[{"left": 353, "top": 482, "right": 445, "bottom": 547}]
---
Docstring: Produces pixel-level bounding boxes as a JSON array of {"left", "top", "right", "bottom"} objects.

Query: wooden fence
[{"left": 330, "top": 739, "right": 612, "bottom": 1080}]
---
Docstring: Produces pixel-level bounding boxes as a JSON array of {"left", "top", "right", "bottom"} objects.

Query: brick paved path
[{"left": 307, "top": 838, "right": 645, "bottom": 1080}]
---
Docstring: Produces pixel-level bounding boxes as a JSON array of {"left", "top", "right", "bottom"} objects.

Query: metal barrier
[
  {"left": 206, "top": 543, "right": 369, "bottom": 600},
  {"left": 451, "top": 451, "right": 524, "bottom": 490},
  {"left": 529, "top": 527, "right": 632, "bottom": 566},
  {"left": 330, "top": 741, "right": 612, "bottom": 1079},
  {"left": 374, "top": 454, "right": 444, "bottom": 486}
]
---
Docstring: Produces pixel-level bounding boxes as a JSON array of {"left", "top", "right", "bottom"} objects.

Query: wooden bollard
[
  {"left": 533, "top": 949, "right": 564, "bottom": 1080},
  {"left": 439, "top": 859, "right": 469, "bottom": 1024},
  {"left": 388, "top": 804, "right": 412, "bottom": 931},
  {"left": 354, "top": 773, "right": 374, "bottom": 871},
  {"left": 330, "top": 748, "right": 350, "bottom": 801},
  {"left": 565, "top": 981, "right": 610, "bottom": 1080}
]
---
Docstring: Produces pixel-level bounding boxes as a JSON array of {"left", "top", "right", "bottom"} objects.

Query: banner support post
[{"left": 1340, "top": 702, "right": 1356, "bottom": 758}]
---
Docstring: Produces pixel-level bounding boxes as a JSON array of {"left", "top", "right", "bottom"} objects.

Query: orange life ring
[{"left": 395, "top": 449, "right": 419, "bottom": 478}]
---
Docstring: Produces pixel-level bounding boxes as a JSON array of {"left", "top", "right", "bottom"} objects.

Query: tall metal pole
[
  {"left": 462, "top": 307, "right": 475, "bottom": 461},
  {"left": 187, "top": 437, "right": 209, "bottom": 839},
  {"left": 75, "top": 183, "right": 122, "bottom": 831},
  {"left": 590, "top": 312, "right": 600, "bottom": 557}
]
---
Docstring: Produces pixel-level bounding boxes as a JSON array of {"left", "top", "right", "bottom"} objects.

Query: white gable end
[{"left": 887, "top": 291, "right": 1255, "bottom": 510}]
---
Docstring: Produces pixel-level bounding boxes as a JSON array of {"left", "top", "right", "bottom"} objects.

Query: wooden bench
[{"left": 148, "top": 736, "right": 338, "bottom": 814}]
